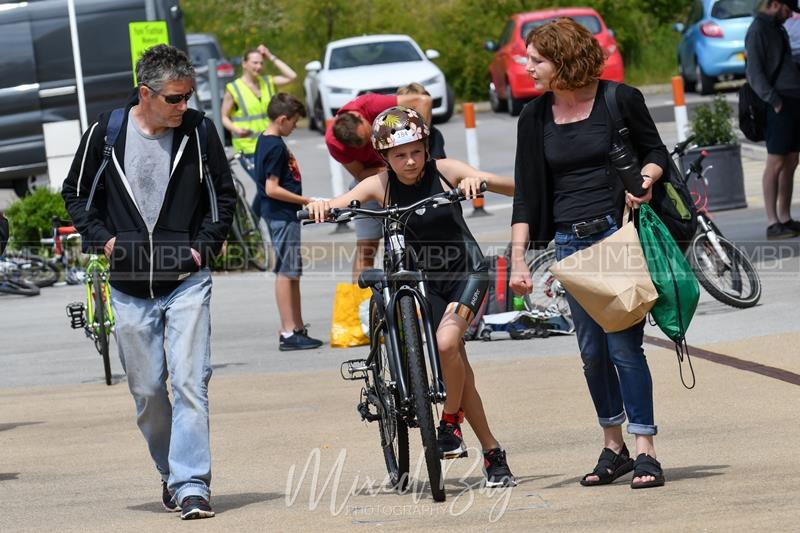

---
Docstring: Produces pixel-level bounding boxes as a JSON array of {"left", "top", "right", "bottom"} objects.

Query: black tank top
[{"left": 387, "top": 160, "right": 484, "bottom": 292}]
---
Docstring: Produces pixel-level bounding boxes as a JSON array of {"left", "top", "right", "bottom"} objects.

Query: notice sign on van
[{"left": 129, "top": 21, "right": 170, "bottom": 85}]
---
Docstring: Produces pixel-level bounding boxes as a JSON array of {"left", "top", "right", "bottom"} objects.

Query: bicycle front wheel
[
  {"left": 399, "top": 295, "right": 445, "bottom": 502},
  {"left": 0, "top": 276, "right": 40, "bottom": 296},
  {"left": 91, "top": 270, "right": 112, "bottom": 385},
  {"left": 688, "top": 233, "right": 761, "bottom": 308},
  {"left": 370, "top": 296, "right": 409, "bottom": 490},
  {"left": 5, "top": 252, "right": 58, "bottom": 288}
]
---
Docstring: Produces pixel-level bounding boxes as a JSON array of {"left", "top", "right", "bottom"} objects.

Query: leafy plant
[
  {"left": 4, "top": 187, "right": 69, "bottom": 251},
  {"left": 690, "top": 94, "right": 737, "bottom": 146}
]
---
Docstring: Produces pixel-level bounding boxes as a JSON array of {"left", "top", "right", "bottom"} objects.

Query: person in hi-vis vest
[{"left": 222, "top": 44, "right": 297, "bottom": 185}]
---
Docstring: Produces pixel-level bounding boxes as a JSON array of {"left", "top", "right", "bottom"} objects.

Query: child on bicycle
[
  {"left": 305, "top": 106, "right": 517, "bottom": 487},
  {"left": 255, "top": 93, "right": 323, "bottom": 351}
]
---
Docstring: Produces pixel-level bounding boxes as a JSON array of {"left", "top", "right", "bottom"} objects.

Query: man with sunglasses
[{"left": 62, "top": 44, "right": 235, "bottom": 520}]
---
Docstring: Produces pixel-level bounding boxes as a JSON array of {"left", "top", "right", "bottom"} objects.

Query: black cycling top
[{"left": 387, "top": 159, "right": 484, "bottom": 295}]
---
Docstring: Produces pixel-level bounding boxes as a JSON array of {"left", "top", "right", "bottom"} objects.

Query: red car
[{"left": 485, "top": 7, "right": 625, "bottom": 116}]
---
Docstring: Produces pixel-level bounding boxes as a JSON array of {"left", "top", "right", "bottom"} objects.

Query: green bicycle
[{"left": 67, "top": 254, "right": 115, "bottom": 386}]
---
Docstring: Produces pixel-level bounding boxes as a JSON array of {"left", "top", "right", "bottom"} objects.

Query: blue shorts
[
  {"left": 766, "top": 96, "right": 800, "bottom": 155},
  {"left": 266, "top": 219, "right": 302, "bottom": 279}
]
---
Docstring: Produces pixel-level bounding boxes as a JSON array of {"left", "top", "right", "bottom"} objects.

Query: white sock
[{"left": 280, "top": 331, "right": 294, "bottom": 339}]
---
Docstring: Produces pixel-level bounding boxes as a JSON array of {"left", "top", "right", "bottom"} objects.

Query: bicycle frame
[{"left": 84, "top": 255, "right": 115, "bottom": 341}]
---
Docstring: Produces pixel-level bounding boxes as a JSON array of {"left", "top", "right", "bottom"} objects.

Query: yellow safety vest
[{"left": 226, "top": 75, "right": 276, "bottom": 155}]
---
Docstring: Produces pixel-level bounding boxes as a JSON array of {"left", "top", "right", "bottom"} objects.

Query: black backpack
[
  {"left": 603, "top": 82, "right": 698, "bottom": 251},
  {"left": 738, "top": 64, "right": 780, "bottom": 142}
]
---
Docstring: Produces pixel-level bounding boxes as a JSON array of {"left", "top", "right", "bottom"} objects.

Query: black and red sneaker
[
  {"left": 180, "top": 495, "right": 215, "bottom": 520},
  {"left": 437, "top": 420, "right": 468, "bottom": 459},
  {"left": 483, "top": 448, "right": 517, "bottom": 488}
]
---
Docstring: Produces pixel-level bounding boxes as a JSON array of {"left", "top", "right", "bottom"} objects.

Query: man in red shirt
[{"left": 325, "top": 92, "right": 432, "bottom": 279}]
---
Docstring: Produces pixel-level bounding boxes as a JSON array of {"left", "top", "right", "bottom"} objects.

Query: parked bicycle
[
  {"left": 66, "top": 254, "right": 115, "bottom": 385},
  {"left": 298, "top": 187, "right": 483, "bottom": 502},
  {"left": 0, "top": 255, "right": 41, "bottom": 296},
  {"left": 672, "top": 137, "right": 761, "bottom": 308},
  {"left": 39, "top": 217, "right": 85, "bottom": 285},
  {"left": 228, "top": 152, "right": 270, "bottom": 271}
]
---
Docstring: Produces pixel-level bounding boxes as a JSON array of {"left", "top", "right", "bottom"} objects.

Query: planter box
[{"left": 679, "top": 143, "right": 747, "bottom": 212}]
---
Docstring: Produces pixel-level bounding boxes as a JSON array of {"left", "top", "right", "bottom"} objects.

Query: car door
[
  {"left": 0, "top": 9, "right": 45, "bottom": 182},
  {"left": 491, "top": 20, "right": 515, "bottom": 95},
  {"left": 680, "top": 0, "right": 706, "bottom": 73}
]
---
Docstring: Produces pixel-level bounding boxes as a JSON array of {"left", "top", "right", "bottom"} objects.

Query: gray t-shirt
[{"left": 124, "top": 109, "right": 173, "bottom": 232}]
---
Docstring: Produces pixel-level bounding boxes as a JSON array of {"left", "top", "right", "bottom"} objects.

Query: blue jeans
[
  {"left": 555, "top": 224, "right": 657, "bottom": 436},
  {"left": 110, "top": 269, "right": 214, "bottom": 502}
]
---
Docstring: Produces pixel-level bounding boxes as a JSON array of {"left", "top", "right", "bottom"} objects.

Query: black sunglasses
[{"left": 143, "top": 84, "right": 193, "bottom": 105}]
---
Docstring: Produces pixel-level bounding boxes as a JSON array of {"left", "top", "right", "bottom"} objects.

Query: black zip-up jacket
[
  {"left": 511, "top": 81, "right": 668, "bottom": 248},
  {"left": 745, "top": 12, "right": 800, "bottom": 109},
  {"left": 62, "top": 96, "right": 235, "bottom": 298}
]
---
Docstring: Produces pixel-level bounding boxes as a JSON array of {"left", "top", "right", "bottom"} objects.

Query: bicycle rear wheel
[
  {"left": 399, "top": 295, "right": 445, "bottom": 502},
  {"left": 688, "top": 233, "right": 761, "bottom": 308},
  {"left": 370, "top": 296, "right": 409, "bottom": 490},
  {"left": 232, "top": 179, "right": 269, "bottom": 271},
  {"left": 91, "top": 270, "right": 112, "bottom": 385},
  {"left": 526, "top": 248, "right": 572, "bottom": 318}
]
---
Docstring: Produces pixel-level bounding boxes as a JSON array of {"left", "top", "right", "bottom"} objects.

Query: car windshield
[
  {"left": 521, "top": 15, "right": 602, "bottom": 39},
  {"left": 711, "top": 0, "right": 758, "bottom": 19},
  {"left": 329, "top": 41, "right": 422, "bottom": 70},
  {"left": 188, "top": 43, "right": 219, "bottom": 67}
]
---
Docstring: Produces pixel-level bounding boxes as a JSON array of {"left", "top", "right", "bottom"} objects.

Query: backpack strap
[
  {"left": 85, "top": 107, "right": 124, "bottom": 211},
  {"left": 197, "top": 118, "right": 219, "bottom": 223},
  {"left": 602, "top": 81, "right": 629, "bottom": 142}
]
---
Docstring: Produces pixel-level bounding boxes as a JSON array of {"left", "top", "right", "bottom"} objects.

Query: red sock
[{"left": 442, "top": 409, "right": 464, "bottom": 425}]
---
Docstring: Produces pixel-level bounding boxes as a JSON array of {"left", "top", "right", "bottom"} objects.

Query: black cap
[{"left": 779, "top": 0, "right": 800, "bottom": 13}]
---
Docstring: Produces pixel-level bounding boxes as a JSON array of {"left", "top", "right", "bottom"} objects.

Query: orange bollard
[
  {"left": 671, "top": 76, "right": 688, "bottom": 142},
  {"left": 462, "top": 103, "right": 489, "bottom": 217}
]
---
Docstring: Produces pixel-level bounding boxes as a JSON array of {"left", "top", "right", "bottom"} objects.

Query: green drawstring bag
[{"left": 638, "top": 204, "right": 700, "bottom": 388}]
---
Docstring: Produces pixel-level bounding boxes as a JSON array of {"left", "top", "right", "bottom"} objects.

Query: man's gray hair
[{"left": 136, "top": 44, "right": 195, "bottom": 91}]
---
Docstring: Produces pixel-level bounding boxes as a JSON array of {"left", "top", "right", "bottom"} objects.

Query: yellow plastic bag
[{"left": 330, "top": 283, "right": 371, "bottom": 347}]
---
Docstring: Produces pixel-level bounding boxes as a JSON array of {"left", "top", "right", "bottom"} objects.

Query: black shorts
[
  {"left": 427, "top": 269, "right": 489, "bottom": 327},
  {"left": 766, "top": 96, "right": 800, "bottom": 155}
]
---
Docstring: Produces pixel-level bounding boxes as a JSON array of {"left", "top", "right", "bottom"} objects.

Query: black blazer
[{"left": 511, "top": 80, "right": 668, "bottom": 249}]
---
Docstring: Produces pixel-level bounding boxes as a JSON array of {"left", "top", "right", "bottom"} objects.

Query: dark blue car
[{"left": 675, "top": 0, "right": 757, "bottom": 94}]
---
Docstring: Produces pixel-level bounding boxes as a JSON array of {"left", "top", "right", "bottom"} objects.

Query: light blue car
[{"left": 675, "top": 0, "right": 757, "bottom": 94}]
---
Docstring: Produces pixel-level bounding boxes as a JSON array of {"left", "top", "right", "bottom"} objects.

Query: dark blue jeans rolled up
[{"left": 554, "top": 221, "right": 657, "bottom": 436}]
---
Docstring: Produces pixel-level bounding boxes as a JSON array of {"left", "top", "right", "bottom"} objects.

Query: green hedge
[
  {"left": 182, "top": 0, "right": 693, "bottom": 102},
  {"left": 4, "top": 188, "right": 69, "bottom": 252}
]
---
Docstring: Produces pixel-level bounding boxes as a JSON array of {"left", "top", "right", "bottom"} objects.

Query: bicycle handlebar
[
  {"left": 670, "top": 135, "right": 697, "bottom": 157},
  {"left": 296, "top": 182, "right": 487, "bottom": 222}
]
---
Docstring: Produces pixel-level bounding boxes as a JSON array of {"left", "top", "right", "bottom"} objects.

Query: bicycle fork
[{"left": 697, "top": 216, "right": 732, "bottom": 269}]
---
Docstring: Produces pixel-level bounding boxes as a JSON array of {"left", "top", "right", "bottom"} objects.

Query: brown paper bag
[{"left": 549, "top": 221, "right": 658, "bottom": 333}]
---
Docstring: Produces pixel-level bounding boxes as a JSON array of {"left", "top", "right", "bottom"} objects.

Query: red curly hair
[{"left": 526, "top": 17, "right": 606, "bottom": 91}]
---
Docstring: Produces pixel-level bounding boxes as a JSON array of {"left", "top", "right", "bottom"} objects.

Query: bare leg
[
  {"left": 763, "top": 154, "right": 786, "bottom": 225},
  {"left": 582, "top": 426, "right": 626, "bottom": 483},
  {"left": 275, "top": 275, "right": 302, "bottom": 332},
  {"left": 437, "top": 313, "right": 500, "bottom": 451},
  {"left": 777, "top": 152, "right": 798, "bottom": 223},
  {"left": 352, "top": 239, "right": 379, "bottom": 282}
]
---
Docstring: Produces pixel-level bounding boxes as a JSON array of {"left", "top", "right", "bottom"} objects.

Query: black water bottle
[{"left": 609, "top": 142, "right": 645, "bottom": 197}]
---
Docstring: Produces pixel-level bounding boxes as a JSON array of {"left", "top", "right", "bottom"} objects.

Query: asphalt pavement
[{"left": 2, "top": 90, "right": 800, "bottom": 531}]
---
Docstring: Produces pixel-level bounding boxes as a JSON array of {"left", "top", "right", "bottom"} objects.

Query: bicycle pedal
[
  {"left": 66, "top": 302, "right": 86, "bottom": 329},
  {"left": 340, "top": 359, "right": 369, "bottom": 381}
]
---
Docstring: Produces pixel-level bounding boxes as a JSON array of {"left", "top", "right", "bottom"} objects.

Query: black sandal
[
  {"left": 630, "top": 453, "right": 666, "bottom": 489},
  {"left": 580, "top": 444, "right": 634, "bottom": 486}
]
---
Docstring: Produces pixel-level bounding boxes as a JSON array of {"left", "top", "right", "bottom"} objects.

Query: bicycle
[
  {"left": 66, "top": 254, "right": 115, "bottom": 385},
  {"left": 37, "top": 217, "right": 85, "bottom": 285},
  {"left": 0, "top": 255, "right": 41, "bottom": 296},
  {"left": 298, "top": 187, "right": 483, "bottom": 502},
  {"left": 227, "top": 152, "right": 270, "bottom": 271},
  {"left": 672, "top": 137, "right": 761, "bottom": 308}
]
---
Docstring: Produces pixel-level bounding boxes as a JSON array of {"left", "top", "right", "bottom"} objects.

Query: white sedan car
[{"left": 303, "top": 34, "right": 454, "bottom": 132}]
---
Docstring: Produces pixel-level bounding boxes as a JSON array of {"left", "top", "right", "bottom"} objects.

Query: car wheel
[
  {"left": 489, "top": 80, "right": 507, "bottom": 113},
  {"left": 433, "top": 84, "right": 454, "bottom": 124},
  {"left": 312, "top": 97, "right": 325, "bottom": 134},
  {"left": 678, "top": 60, "right": 694, "bottom": 93},
  {"left": 695, "top": 62, "right": 715, "bottom": 95},
  {"left": 506, "top": 82, "right": 524, "bottom": 117}
]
